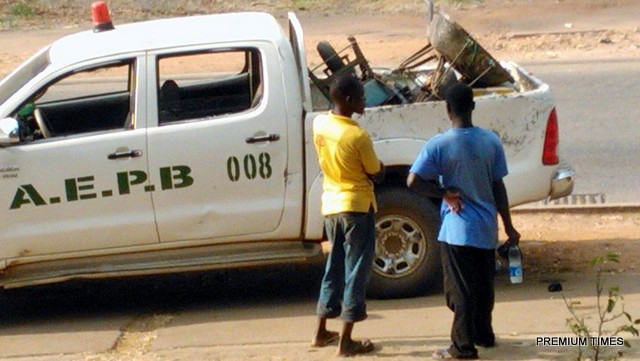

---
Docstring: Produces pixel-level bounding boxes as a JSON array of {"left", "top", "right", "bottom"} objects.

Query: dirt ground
[
  {"left": 0, "top": 0, "right": 639, "bottom": 276},
  {"left": 511, "top": 209, "right": 640, "bottom": 276},
  {"left": 2, "top": 0, "right": 640, "bottom": 74},
  {"left": 0, "top": 4, "right": 638, "bottom": 361}
]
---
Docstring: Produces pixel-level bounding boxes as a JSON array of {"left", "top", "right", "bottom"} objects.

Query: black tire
[
  {"left": 317, "top": 41, "right": 347, "bottom": 75},
  {"left": 0, "top": 288, "right": 16, "bottom": 324},
  {"left": 368, "top": 187, "right": 442, "bottom": 299}
]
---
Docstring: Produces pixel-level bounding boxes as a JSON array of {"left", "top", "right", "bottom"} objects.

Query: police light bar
[{"left": 92, "top": 1, "right": 115, "bottom": 32}]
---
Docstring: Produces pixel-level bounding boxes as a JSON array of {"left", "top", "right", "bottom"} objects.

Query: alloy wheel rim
[{"left": 373, "top": 215, "right": 427, "bottom": 279}]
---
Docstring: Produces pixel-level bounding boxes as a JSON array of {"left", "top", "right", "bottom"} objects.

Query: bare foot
[{"left": 311, "top": 330, "right": 339, "bottom": 347}]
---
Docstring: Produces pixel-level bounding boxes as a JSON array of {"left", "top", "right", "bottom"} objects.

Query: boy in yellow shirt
[{"left": 311, "top": 75, "right": 384, "bottom": 357}]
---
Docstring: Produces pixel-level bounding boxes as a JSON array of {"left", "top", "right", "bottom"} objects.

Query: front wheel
[{"left": 368, "top": 187, "right": 442, "bottom": 299}]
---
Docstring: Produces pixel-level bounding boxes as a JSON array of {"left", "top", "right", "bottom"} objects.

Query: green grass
[
  {"left": 9, "top": 2, "right": 36, "bottom": 18},
  {"left": 0, "top": 16, "right": 17, "bottom": 28}
]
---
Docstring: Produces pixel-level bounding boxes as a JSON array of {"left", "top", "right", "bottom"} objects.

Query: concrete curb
[
  {"left": 507, "top": 28, "right": 609, "bottom": 39},
  {"left": 513, "top": 203, "right": 640, "bottom": 214}
]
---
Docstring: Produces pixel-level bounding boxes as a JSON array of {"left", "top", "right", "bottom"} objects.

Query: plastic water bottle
[{"left": 508, "top": 244, "right": 523, "bottom": 284}]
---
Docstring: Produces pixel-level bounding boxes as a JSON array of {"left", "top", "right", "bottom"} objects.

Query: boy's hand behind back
[{"left": 443, "top": 188, "right": 463, "bottom": 214}]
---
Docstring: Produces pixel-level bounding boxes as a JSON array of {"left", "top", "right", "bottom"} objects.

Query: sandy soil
[
  {"left": 0, "top": 0, "right": 639, "bottom": 276},
  {"left": 511, "top": 209, "right": 640, "bottom": 275}
]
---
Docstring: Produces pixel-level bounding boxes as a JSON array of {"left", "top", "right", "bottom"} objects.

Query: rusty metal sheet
[{"left": 427, "top": 11, "right": 514, "bottom": 87}]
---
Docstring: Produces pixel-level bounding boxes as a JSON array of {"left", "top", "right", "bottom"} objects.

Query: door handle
[
  {"left": 108, "top": 149, "right": 143, "bottom": 160},
  {"left": 245, "top": 134, "right": 280, "bottom": 144}
]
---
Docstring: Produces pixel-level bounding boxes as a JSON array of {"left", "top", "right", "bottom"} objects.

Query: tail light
[{"left": 542, "top": 107, "right": 559, "bottom": 165}]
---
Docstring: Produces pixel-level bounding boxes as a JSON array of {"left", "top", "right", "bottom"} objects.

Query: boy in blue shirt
[{"left": 407, "top": 83, "right": 520, "bottom": 360}]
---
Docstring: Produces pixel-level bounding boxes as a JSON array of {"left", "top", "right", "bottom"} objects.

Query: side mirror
[{"left": 0, "top": 118, "right": 20, "bottom": 146}]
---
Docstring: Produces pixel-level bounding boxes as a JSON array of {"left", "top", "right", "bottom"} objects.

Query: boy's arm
[
  {"left": 368, "top": 161, "right": 386, "bottom": 184},
  {"left": 492, "top": 178, "right": 521, "bottom": 244},
  {"left": 407, "top": 172, "right": 462, "bottom": 213},
  {"left": 359, "top": 132, "right": 384, "bottom": 182}
]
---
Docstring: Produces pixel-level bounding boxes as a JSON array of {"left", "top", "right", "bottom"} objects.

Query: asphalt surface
[{"left": 521, "top": 58, "right": 640, "bottom": 207}]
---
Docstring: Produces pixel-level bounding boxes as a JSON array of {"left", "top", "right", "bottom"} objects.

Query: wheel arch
[{"left": 369, "top": 184, "right": 443, "bottom": 299}]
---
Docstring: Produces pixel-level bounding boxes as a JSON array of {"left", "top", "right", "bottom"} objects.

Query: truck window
[
  {"left": 157, "top": 48, "right": 262, "bottom": 124},
  {"left": 15, "top": 60, "right": 135, "bottom": 141},
  {"left": 0, "top": 47, "right": 50, "bottom": 106}
]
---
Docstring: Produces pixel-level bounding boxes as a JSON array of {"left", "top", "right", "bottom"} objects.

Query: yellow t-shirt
[{"left": 313, "top": 112, "right": 381, "bottom": 215}]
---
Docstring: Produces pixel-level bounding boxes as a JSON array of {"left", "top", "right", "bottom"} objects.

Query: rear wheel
[
  {"left": 0, "top": 288, "right": 15, "bottom": 323},
  {"left": 368, "top": 187, "right": 442, "bottom": 299}
]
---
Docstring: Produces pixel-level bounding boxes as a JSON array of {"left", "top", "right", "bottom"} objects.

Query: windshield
[{"left": 0, "top": 46, "right": 51, "bottom": 105}]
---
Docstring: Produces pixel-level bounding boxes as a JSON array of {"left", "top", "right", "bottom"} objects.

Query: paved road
[{"left": 521, "top": 57, "right": 640, "bottom": 206}]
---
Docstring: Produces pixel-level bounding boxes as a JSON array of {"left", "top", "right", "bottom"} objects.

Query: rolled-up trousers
[{"left": 316, "top": 209, "right": 375, "bottom": 323}]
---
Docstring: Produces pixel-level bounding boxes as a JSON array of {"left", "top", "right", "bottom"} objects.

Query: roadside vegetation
[
  {"left": 0, "top": 0, "right": 481, "bottom": 30},
  {"left": 564, "top": 253, "right": 640, "bottom": 361}
]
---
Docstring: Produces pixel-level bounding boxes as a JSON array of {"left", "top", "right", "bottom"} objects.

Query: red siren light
[{"left": 92, "top": 1, "right": 115, "bottom": 32}]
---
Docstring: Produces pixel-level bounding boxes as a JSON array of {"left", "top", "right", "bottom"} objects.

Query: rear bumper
[{"left": 549, "top": 165, "right": 575, "bottom": 200}]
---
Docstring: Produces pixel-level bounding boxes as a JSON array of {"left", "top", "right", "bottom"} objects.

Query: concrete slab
[
  {"left": 0, "top": 316, "right": 126, "bottom": 358},
  {"left": 152, "top": 272, "right": 640, "bottom": 358}
]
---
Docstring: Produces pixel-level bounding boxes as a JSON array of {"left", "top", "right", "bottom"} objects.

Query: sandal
[
  {"left": 432, "top": 348, "right": 479, "bottom": 360},
  {"left": 310, "top": 331, "right": 339, "bottom": 348},
  {"left": 338, "top": 339, "right": 375, "bottom": 357}
]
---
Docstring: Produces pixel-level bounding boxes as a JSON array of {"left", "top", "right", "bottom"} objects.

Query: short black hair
[
  {"left": 329, "top": 74, "right": 363, "bottom": 103},
  {"left": 445, "top": 83, "right": 475, "bottom": 116}
]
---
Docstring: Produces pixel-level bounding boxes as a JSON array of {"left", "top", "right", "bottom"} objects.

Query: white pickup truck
[{"left": 0, "top": 3, "right": 573, "bottom": 299}]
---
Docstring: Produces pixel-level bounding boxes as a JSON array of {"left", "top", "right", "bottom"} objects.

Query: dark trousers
[{"left": 441, "top": 242, "right": 496, "bottom": 358}]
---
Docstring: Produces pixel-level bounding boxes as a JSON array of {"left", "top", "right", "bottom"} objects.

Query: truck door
[
  {"left": 288, "top": 12, "right": 313, "bottom": 113},
  {"left": 146, "top": 45, "right": 292, "bottom": 243},
  {"left": 0, "top": 58, "right": 159, "bottom": 258}
]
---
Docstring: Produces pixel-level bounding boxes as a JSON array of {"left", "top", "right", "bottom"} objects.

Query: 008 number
[{"left": 227, "top": 153, "right": 272, "bottom": 182}]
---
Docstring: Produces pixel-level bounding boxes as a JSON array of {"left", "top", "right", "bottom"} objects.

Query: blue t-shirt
[{"left": 409, "top": 127, "right": 508, "bottom": 250}]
